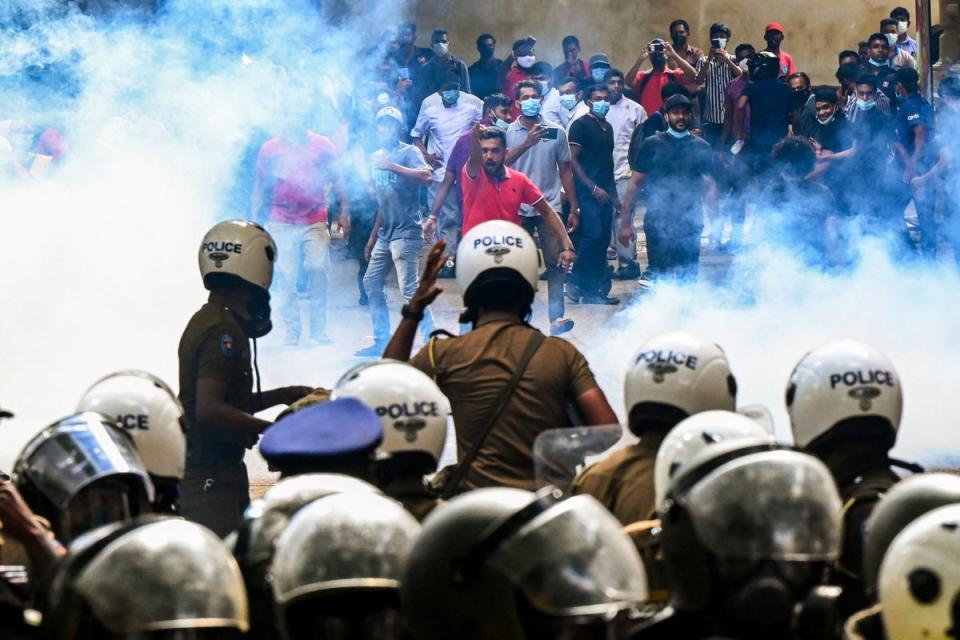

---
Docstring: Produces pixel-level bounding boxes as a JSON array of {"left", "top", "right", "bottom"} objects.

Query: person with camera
[
  {"left": 695, "top": 23, "right": 743, "bottom": 147},
  {"left": 626, "top": 37, "right": 698, "bottom": 120}
]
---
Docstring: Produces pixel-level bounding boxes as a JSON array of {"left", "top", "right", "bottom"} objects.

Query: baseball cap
[
  {"left": 663, "top": 94, "right": 693, "bottom": 111},
  {"left": 376, "top": 106, "right": 404, "bottom": 127},
  {"left": 589, "top": 53, "right": 611, "bottom": 68},
  {"left": 765, "top": 23, "right": 785, "bottom": 34}
]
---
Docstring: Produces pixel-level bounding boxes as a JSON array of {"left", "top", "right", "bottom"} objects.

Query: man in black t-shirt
[
  {"left": 568, "top": 84, "right": 620, "bottom": 304},
  {"left": 619, "top": 94, "right": 717, "bottom": 281},
  {"left": 802, "top": 87, "right": 854, "bottom": 210},
  {"left": 734, "top": 52, "right": 802, "bottom": 176}
]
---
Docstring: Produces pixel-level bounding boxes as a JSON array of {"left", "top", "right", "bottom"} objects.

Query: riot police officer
[{"left": 179, "top": 220, "right": 312, "bottom": 536}]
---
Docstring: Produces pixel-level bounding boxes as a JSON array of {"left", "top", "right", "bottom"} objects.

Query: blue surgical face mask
[
  {"left": 856, "top": 97, "right": 877, "bottom": 111},
  {"left": 538, "top": 80, "right": 550, "bottom": 95},
  {"left": 442, "top": 89, "right": 460, "bottom": 104},
  {"left": 559, "top": 94, "right": 578, "bottom": 110},
  {"left": 494, "top": 118, "right": 510, "bottom": 131},
  {"left": 591, "top": 69, "right": 607, "bottom": 83},
  {"left": 868, "top": 58, "right": 890, "bottom": 68},
  {"left": 591, "top": 100, "right": 610, "bottom": 117},
  {"left": 666, "top": 126, "right": 691, "bottom": 138},
  {"left": 520, "top": 98, "right": 542, "bottom": 117}
]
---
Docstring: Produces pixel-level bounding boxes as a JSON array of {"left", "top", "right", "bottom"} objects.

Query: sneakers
[
  {"left": 549, "top": 318, "right": 575, "bottom": 336},
  {"left": 580, "top": 294, "right": 620, "bottom": 305},
  {"left": 606, "top": 246, "right": 617, "bottom": 260},
  {"left": 354, "top": 342, "right": 387, "bottom": 357},
  {"left": 565, "top": 284, "right": 582, "bottom": 304},
  {"left": 612, "top": 263, "right": 641, "bottom": 280}
]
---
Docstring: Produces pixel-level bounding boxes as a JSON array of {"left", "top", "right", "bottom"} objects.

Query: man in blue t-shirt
[
  {"left": 356, "top": 107, "right": 436, "bottom": 357},
  {"left": 893, "top": 67, "right": 937, "bottom": 256}
]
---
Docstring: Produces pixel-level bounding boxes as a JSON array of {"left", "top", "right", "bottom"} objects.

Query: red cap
[{"left": 765, "top": 23, "right": 785, "bottom": 34}]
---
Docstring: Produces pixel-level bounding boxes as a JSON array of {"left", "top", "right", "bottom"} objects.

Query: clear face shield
[
  {"left": 282, "top": 591, "right": 403, "bottom": 640},
  {"left": 465, "top": 489, "right": 648, "bottom": 636},
  {"left": 532, "top": 425, "right": 626, "bottom": 493}
]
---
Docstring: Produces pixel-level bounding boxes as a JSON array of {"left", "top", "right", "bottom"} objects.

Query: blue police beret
[{"left": 259, "top": 398, "right": 383, "bottom": 469}]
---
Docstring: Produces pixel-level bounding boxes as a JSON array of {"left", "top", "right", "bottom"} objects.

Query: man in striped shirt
[{"left": 695, "top": 23, "right": 743, "bottom": 147}]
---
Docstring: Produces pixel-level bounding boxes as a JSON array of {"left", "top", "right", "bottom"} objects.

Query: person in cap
[
  {"left": 587, "top": 52, "right": 612, "bottom": 87},
  {"left": 41, "top": 517, "right": 250, "bottom": 640},
  {"left": 355, "top": 107, "right": 435, "bottom": 357},
  {"left": 786, "top": 339, "right": 917, "bottom": 616},
  {"left": 383, "top": 224, "right": 617, "bottom": 494},
  {"left": 76, "top": 370, "right": 187, "bottom": 513},
  {"left": 626, "top": 39, "right": 697, "bottom": 118},
  {"left": 620, "top": 94, "right": 718, "bottom": 282},
  {"left": 259, "top": 398, "right": 384, "bottom": 480},
  {"left": 572, "top": 331, "right": 738, "bottom": 525},
  {"left": 762, "top": 23, "right": 797, "bottom": 78},
  {"left": 13, "top": 412, "right": 154, "bottom": 545},
  {"left": 179, "top": 220, "right": 312, "bottom": 537},
  {"left": 332, "top": 359, "right": 451, "bottom": 520},
  {"left": 402, "top": 487, "right": 649, "bottom": 640}
]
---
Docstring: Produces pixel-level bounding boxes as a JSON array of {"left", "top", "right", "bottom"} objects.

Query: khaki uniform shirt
[
  {"left": 571, "top": 434, "right": 666, "bottom": 526},
  {"left": 178, "top": 302, "right": 255, "bottom": 464},
  {"left": 411, "top": 312, "right": 599, "bottom": 491}
]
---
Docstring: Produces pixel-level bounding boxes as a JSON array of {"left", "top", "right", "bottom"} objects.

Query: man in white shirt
[
  {"left": 543, "top": 76, "right": 582, "bottom": 129},
  {"left": 604, "top": 68, "right": 647, "bottom": 279},
  {"left": 411, "top": 78, "right": 483, "bottom": 263}
]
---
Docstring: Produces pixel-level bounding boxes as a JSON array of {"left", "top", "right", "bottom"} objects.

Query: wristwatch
[{"left": 401, "top": 304, "right": 425, "bottom": 321}]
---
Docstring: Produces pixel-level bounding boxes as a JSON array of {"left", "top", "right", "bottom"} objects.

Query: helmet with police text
[
  {"left": 13, "top": 412, "right": 154, "bottom": 543},
  {"left": 230, "top": 474, "right": 381, "bottom": 640},
  {"left": 660, "top": 440, "right": 841, "bottom": 634},
  {"left": 879, "top": 504, "right": 960, "bottom": 640},
  {"left": 270, "top": 492, "right": 421, "bottom": 640},
  {"left": 654, "top": 410, "right": 775, "bottom": 513},
  {"left": 199, "top": 220, "right": 277, "bottom": 293},
  {"left": 862, "top": 472, "right": 960, "bottom": 602},
  {"left": 624, "top": 331, "right": 737, "bottom": 435},
  {"left": 76, "top": 370, "right": 186, "bottom": 482},
  {"left": 401, "top": 487, "right": 648, "bottom": 640},
  {"left": 332, "top": 359, "right": 451, "bottom": 468},
  {"left": 748, "top": 51, "right": 780, "bottom": 81},
  {"left": 456, "top": 220, "right": 540, "bottom": 311},
  {"left": 786, "top": 340, "right": 902, "bottom": 452},
  {"left": 44, "top": 517, "right": 249, "bottom": 639}
]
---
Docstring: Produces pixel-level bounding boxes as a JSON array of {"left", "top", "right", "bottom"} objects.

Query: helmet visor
[
  {"left": 533, "top": 425, "right": 624, "bottom": 494},
  {"left": 20, "top": 415, "right": 153, "bottom": 508},
  {"left": 487, "top": 495, "right": 648, "bottom": 617},
  {"left": 680, "top": 450, "right": 842, "bottom": 561}
]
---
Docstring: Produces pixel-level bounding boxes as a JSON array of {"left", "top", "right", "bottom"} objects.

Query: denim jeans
[
  {"left": 266, "top": 221, "right": 330, "bottom": 341},
  {"left": 521, "top": 216, "right": 565, "bottom": 322},
  {"left": 615, "top": 178, "right": 640, "bottom": 267},
  {"left": 363, "top": 236, "right": 435, "bottom": 343},
  {"left": 428, "top": 180, "right": 461, "bottom": 255}
]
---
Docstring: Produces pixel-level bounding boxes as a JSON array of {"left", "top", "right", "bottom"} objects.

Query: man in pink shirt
[
  {"left": 461, "top": 123, "right": 576, "bottom": 272},
  {"left": 763, "top": 23, "right": 797, "bottom": 78},
  {"left": 252, "top": 129, "right": 350, "bottom": 346}
]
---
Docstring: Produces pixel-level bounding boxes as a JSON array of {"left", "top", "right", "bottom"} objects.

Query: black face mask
[
  {"left": 672, "top": 34, "right": 687, "bottom": 48},
  {"left": 245, "top": 288, "right": 273, "bottom": 339}
]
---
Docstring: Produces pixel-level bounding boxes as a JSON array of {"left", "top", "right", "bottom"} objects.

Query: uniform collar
[{"left": 475, "top": 311, "right": 525, "bottom": 327}]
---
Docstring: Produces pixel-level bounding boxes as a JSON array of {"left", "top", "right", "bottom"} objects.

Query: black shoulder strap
[{"left": 440, "top": 331, "right": 547, "bottom": 499}]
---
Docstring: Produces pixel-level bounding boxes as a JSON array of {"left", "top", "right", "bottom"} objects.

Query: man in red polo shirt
[
  {"left": 626, "top": 38, "right": 698, "bottom": 117},
  {"left": 461, "top": 123, "right": 577, "bottom": 272},
  {"left": 763, "top": 23, "right": 797, "bottom": 78}
]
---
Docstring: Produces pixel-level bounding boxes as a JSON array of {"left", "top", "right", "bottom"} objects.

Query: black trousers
[
  {"left": 179, "top": 454, "right": 250, "bottom": 537},
  {"left": 571, "top": 192, "right": 613, "bottom": 295},
  {"left": 644, "top": 221, "right": 701, "bottom": 282}
]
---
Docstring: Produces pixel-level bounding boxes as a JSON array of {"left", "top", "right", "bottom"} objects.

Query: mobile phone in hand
[{"left": 542, "top": 127, "right": 559, "bottom": 140}]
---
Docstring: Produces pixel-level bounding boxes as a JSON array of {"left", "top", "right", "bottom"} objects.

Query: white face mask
[
  {"left": 885, "top": 33, "right": 899, "bottom": 47},
  {"left": 714, "top": 37, "right": 728, "bottom": 50},
  {"left": 897, "top": 20, "right": 909, "bottom": 35},
  {"left": 816, "top": 113, "right": 836, "bottom": 125},
  {"left": 517, "top": 55, "right": 536, "bottom": 69}
]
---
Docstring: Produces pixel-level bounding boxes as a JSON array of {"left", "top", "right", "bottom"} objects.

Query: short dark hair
[
  {"left": 585, "top": 83, "right": 609, "bottom": 100},
  {"left": 662, "top": 82, "right": 690, "bottom": 100},
  {"left": 483, "top": 92, "right": 512, "bottom": 114},
  {"left": 562, "top": 35, "right": 580, "bottom": 49},
  {"left": 440, "top": 75, "right": 461, "bottom": 91},
  {"left": 813, "top": 85, "right": 839, "bottom": 104},
  {"left": 772, "top": 136, "right": 817, "bottom": 177},
  {"left": 880, "top": 18, "right": 898, "bottom": 31},
  {"left": 670, "top": 19, "right": 690, "bottom": 33},
  {"left": 514, "top": 79, "right": 541, "bottom": 99},
  {"left": 735, "top": 43, "right": 756, "bottom": 58},
  {"left": 476, "top": 33, "right": 495, "bottom": 47},
  {"left": 558, "top": 76, "right": 579, "bottom": 89},
  {"left": 867, "top": 32, "right": 888, "bottom": 47},
  {"left": 788, "top": 72, "right": 811, "bottom": 87},
  {"left": 398, "top": 22, "right": 416, "bottom": 33},
  {"left": 530, "top": 61, "right": 553, "bottom": 77},
  {"left": 605, "top": 68, "right": 625, "bottom": 82},
  {"left": 836, "top": 62, "right": 861, "bottom": 84},
  {"left": 855, "top": 73, "right": 879, "bottom": 88},
  {"left": 896, "top": 67, "right": 920, "bottom": 93},
  {"left": 890, "top": 6, "right": 910, "bottom": 20},
  {"left": 478, "top": 126, "right": 506, "bottom": 146},
  {"left": 432, "top": 28, "right": 448, "bottom": 42},
  {"left": 838, "top": 49, "right": 858, "bottom": 63},
  {"left": 710, "top": 23, "right": 732, "bottom": 37}
]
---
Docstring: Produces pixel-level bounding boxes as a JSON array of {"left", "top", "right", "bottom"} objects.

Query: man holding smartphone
[
  {"left": 506, "top": 80, "right": 580, "bottom": 335},
  {"left": 696, "top": 23, "right": 743, "bottom": 147}
]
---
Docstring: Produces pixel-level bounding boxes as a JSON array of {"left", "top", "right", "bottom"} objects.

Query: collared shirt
[
  {"left": 606, "top": 96, "right": 648, "bottom": 181},
  {"left": 724, "top": 76, "right": 750, "bottom": 134},
  {"left": 411, "top": 92, "right": 483, "bottom": 181},
  {"left": 891, "top": 49, "right": 917, "bottom": 70},
  {"left": 668, "top": 43, "right": 705, "bottom": 94},
  {"left": 444, "top": 117, "right": 493, "bottom": 209},
  {"left": 460, "top": 164, "right": 544, "bottom": 233},
  {"left": 506, "top": 116, "right": 571, "bottom": 215},
  {"left": 898, "top": 34, "right": 919, "bottom": 58},
  {"left": 541, "top": 88, "right": 573, "bottom": 129},
  {"left": 418, "top": 54, "right": 471, "bottom": 95},
  {"left": 896, "top": 93, "right": 936, "bottom": 166},
  {"left": 410, "top": 312, "right": 599, "bottom": 490},
  {"left": 468, "top": 57, "right": 503, "bottom": 99},
  {"left": 703, "top": 54, "right": 737, "bottom": 125}
]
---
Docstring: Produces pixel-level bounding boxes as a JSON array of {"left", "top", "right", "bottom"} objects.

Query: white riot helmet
[
  {"left": 77, "top": 371, "right": 186, "bottom": 482},
  {"left": 786, "top": 340, "right": 902, "bottom": 451},
  {"left": 654, "top": 410, "right": 775, "bottom": 514},
  {"left": 199, "top": 220, "right": 277, "bottom": 293},
  {"left": 878, "top": 504, "right": 960, "bottom": 640},
  {"left": 624, "top": 331, "right": 737, "bottom": 434},
  {"left": 456, "top": 220, "right": 540, "bottom": 312},
  {"left": 331, "top": 359, "right": 451, "bottom": 467}
]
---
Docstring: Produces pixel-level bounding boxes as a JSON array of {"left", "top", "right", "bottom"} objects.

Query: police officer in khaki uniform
[
  {"left": 571, "top": 331, "right": 738, "bottom": 526},
  {"left": 384, "top": 221, "right": 619, "bottom": 494},
  {"left": 179, "top": 220, "right": 311, "bottom": 537}
]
